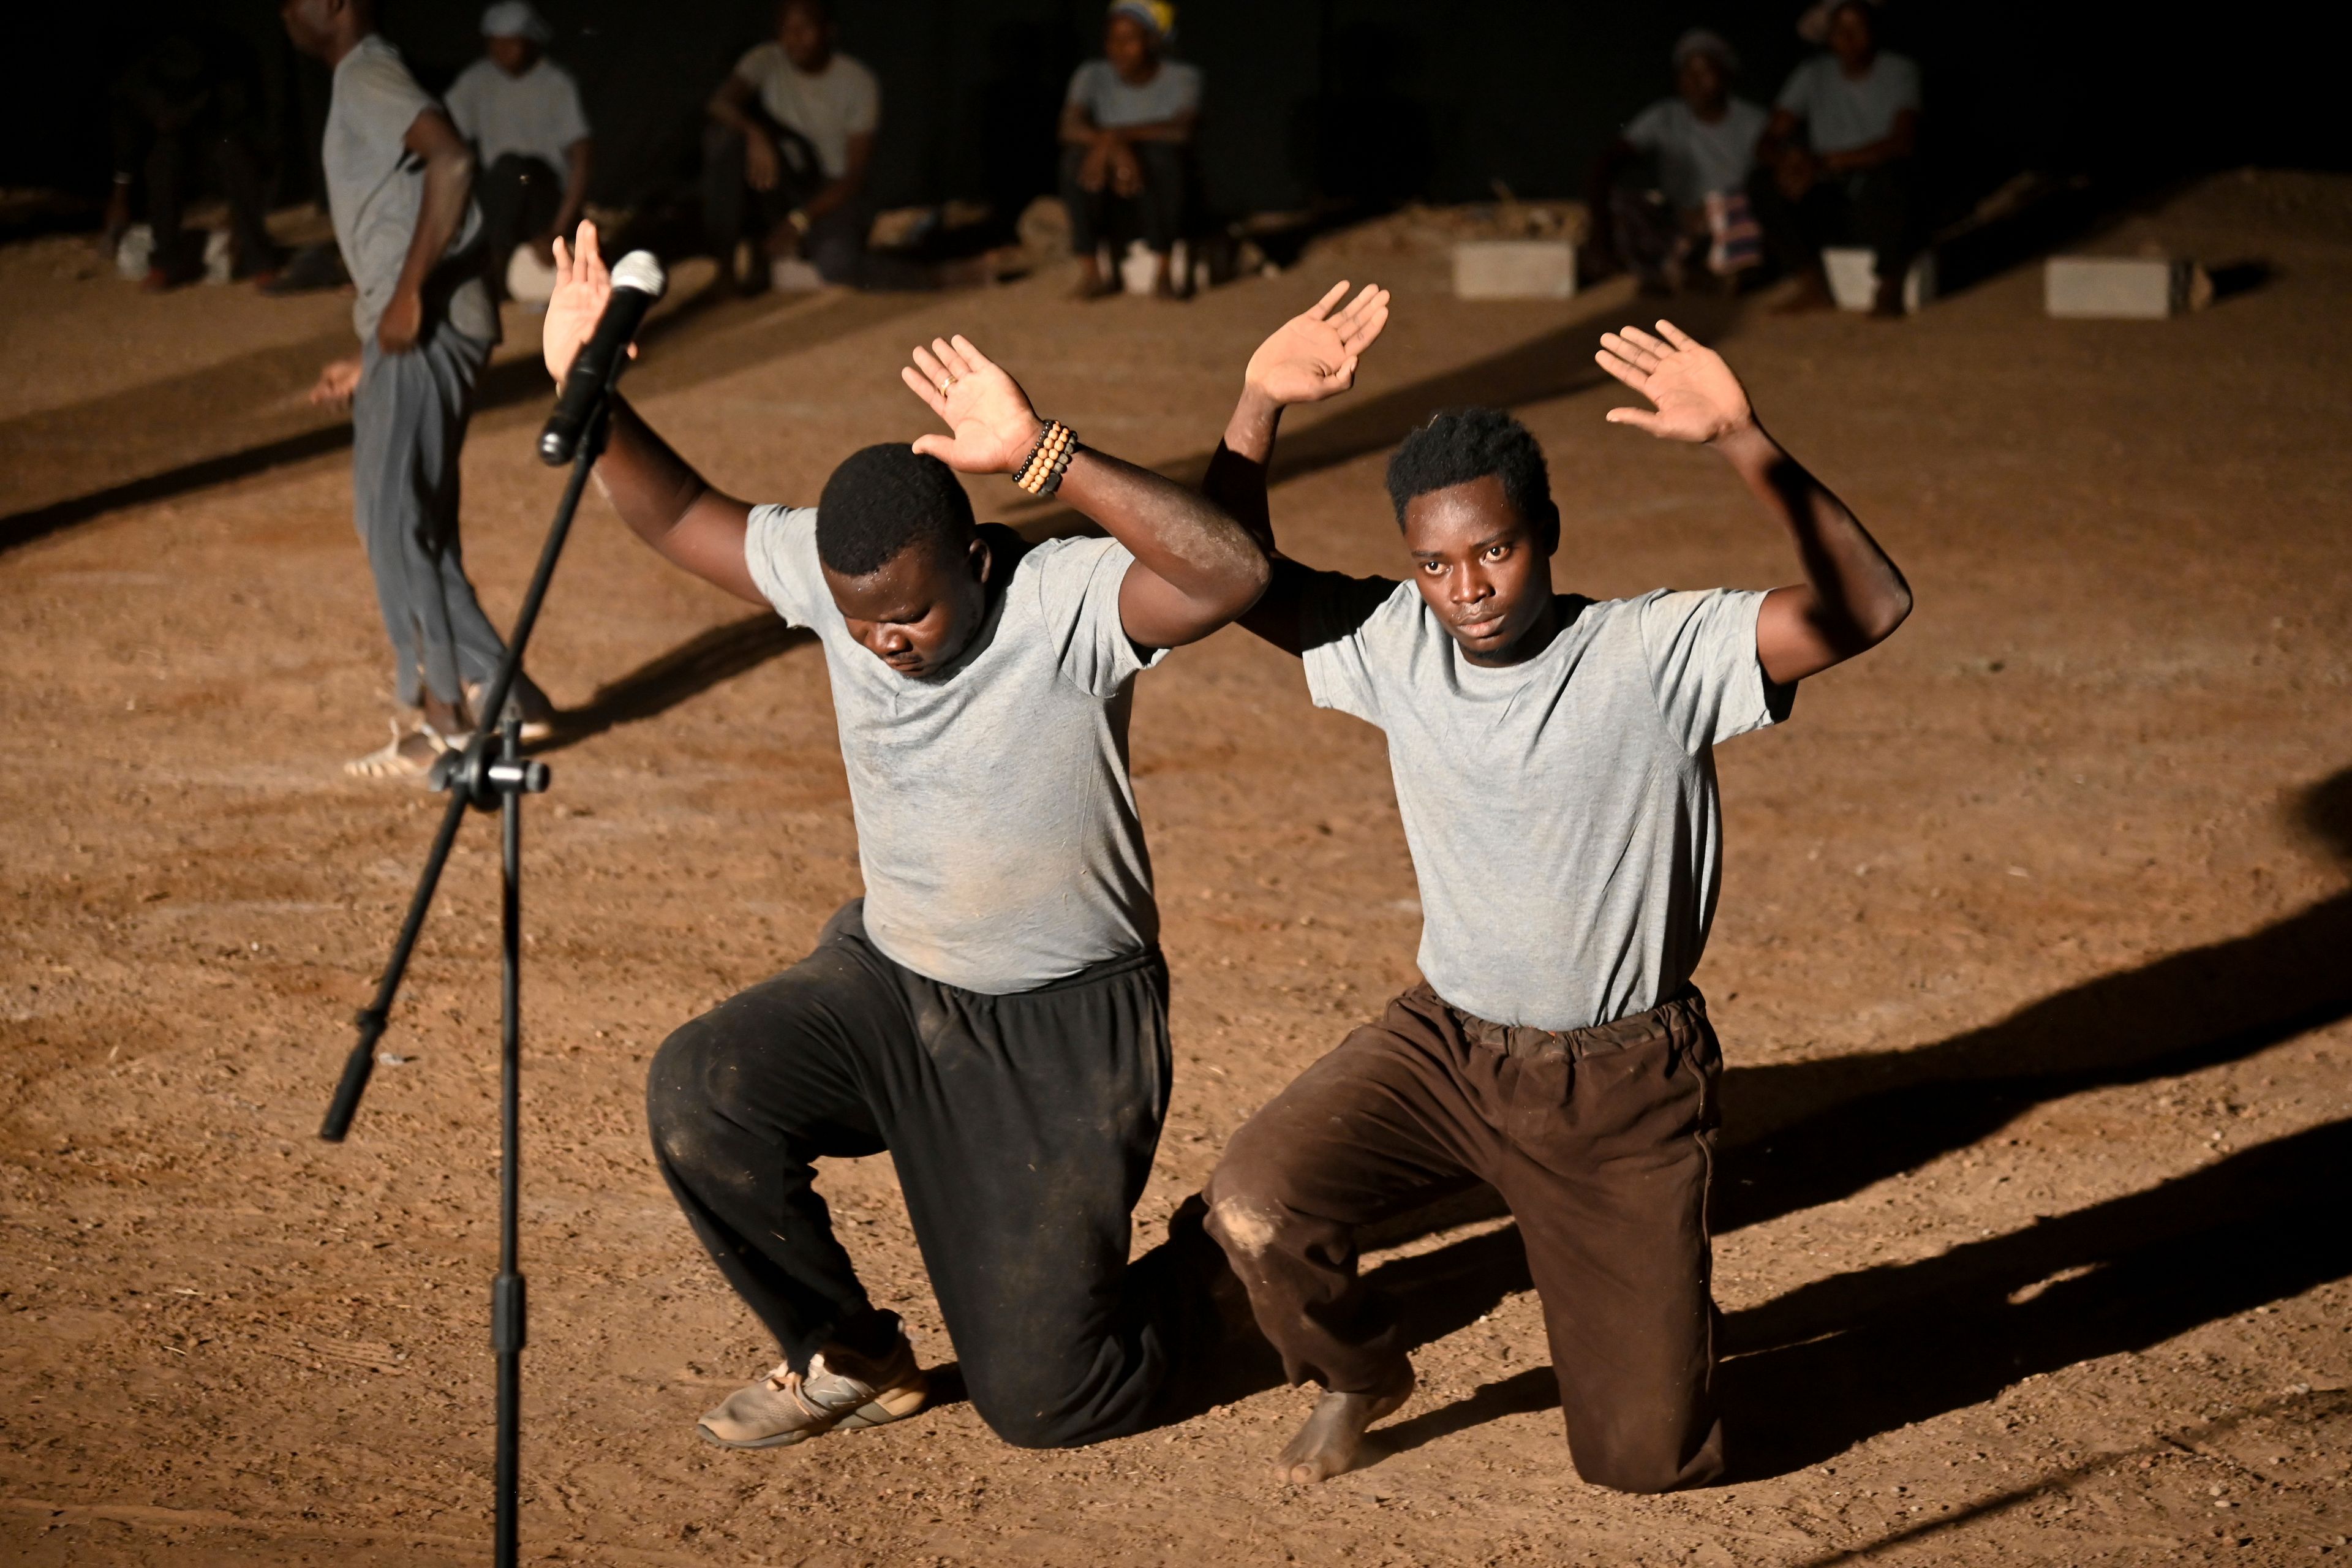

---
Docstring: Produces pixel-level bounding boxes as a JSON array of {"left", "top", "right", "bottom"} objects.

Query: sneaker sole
[{"left": 696, "top": 1375, "right": 929, "bottom": 1450}]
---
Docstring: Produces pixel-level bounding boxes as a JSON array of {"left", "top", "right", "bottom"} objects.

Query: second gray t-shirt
[
  {"left": 1774, "top": 51, "right": 1922, "bottom": 156},
  {"left": 1302, "top": 576, "right": 1791, "bottom": 1032},
  {"left": 745, "top": 506, "right": 1167, "bottom": 994},
  {"left": 324, "top": 34, "right": 497, "bottom": 345}
]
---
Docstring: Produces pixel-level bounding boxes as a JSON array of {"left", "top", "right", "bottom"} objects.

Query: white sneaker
[{"left": 696, "top": 1336, "right": 928, "bottom": 1449}]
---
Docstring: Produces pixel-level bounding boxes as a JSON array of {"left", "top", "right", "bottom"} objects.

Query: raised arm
[
  {"left": 1596, "top": 319, "right": 1911, "bottom": 685},
  {"left": 544, "top": 224, "right": 762, "bottom": 603},
  {"left": 380, "top": 108, "right": 475, "bottom": 353},
  {"left": 899, "top": 336, "right": 1268, "bottom": 649},
  {"left": 1201, "top": 281, "right": 1391, "bottom": 654}
]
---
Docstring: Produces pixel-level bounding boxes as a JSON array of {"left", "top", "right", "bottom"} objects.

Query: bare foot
[{"left": 1273, "top": 1366, "right": 1414, "bottom": 1485}]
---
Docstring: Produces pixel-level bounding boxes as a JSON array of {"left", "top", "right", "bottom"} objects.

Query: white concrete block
[
  {"left": 1822, "top": 246, "right": 1937, "bottom": 313},
  {"left": 2045, "top": 255, "right": 2189, "bottom": 318},
  {"left": 1453, "top": 239, "right": 1577, "bottom": 300}
]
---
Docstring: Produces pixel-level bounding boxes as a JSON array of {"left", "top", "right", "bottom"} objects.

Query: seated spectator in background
[
  {"left": 1589, "top": 29, "right": 1766, "bottom": 295},
  {"left": 1751, "top": 0, "right": 1922, "bottom": 315},
  {"left": 704, "top": 0, "right": 925, "bottom": 292},
  {"left": 103, "top": 20, "right": 282, "bottom": 290},
  {"left": 1058, "top": 0, "right": 1199, "bottom": 300},
  {"left": 445, "top": 1, "right": 592, "bottom": 304}
]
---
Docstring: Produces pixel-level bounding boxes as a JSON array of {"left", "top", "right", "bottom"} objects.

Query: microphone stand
[{"left": 318, "top": 387, "right": 612, "bottom": 1568}]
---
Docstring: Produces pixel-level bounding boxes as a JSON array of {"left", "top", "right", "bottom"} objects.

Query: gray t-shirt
[
  {"left": 444, "top": 55, "right": 590, "bottom": 172},
  {"left": 1302, "top": 576, "right": 1792, "bottom": 1031},
  {"left": 733, "top": 44, "right": 880, "bottom": 180},
  {"left": 1066, "top": 58, "right": 1202, "bottom": 128},
  {"left": 1622, "top": 96, "right": 1768, "bottom": 213},
  {"left": 323, "top": 34, "right": 497, "bottom": 344},
  {"left": 744, "top": 506, "right": 1169, "bottom": 994},
  {"left": 1774, "top": 51, "right": 1921, "bottom": 156}
]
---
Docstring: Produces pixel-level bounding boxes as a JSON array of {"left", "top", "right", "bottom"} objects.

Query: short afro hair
[
  {"left": 816, "top": 444, "right": 976, "bottom": 577},
  {"left": 1384, "top": 407, "right": 1557, "bottom": 535}
]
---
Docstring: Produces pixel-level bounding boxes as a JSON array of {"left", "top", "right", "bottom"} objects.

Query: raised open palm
[
  {"left": 543, "top": 221, "right": 622, "bottom": 385},
  {"left": 1596, "top": 320, "right": 1754, "bottom": 443},
  {"left": 900, "top": 336, "right": 1044, "bottom": 475},
  {"left": 1245, "top": 281, "right": 1391, "bottom": 405}
]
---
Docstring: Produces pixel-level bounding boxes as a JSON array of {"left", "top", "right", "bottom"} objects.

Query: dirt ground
[{"left": 4, "top": 170, "right": 2350, "bottom": 1567}]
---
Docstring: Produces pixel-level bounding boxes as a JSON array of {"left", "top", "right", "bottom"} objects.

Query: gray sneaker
[{"left": 696, "top": 1336, "right": 929, "bottom": 1449}]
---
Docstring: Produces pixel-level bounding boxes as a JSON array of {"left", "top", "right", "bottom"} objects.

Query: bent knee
[
  {"left": 644, "top": 1017, "right": 729, "bottom": 1170},
  {"left": 965, "top": 1371, "right": 1150, "bottom": 1451},
  {"left": 1572, "top": 1419, "right": 1723, "bottom": 1495},
  {"left": 1204, "top": 1130, "right": 1305, "bottom": 1260}
]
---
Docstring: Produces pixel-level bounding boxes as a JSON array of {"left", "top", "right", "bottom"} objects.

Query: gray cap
[{"left": 481, "top": 1, "right": 551, "bottom": 42}]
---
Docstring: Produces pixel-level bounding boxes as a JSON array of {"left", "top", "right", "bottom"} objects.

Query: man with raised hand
[
  {"left": 1199, "top": 304, "right": 1910, "bottom": 1487},
  {"left": 541, "top": 224, "right": 1269, "bottom": 1450}
]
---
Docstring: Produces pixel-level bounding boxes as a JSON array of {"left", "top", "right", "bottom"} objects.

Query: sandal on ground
[{"left": 343, "top": 720, "right": 456, "bottom": 781}]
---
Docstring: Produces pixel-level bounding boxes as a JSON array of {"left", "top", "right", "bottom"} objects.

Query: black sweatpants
[{"left": 647, "top": 900, "right": 1186, "bottom": 1448}]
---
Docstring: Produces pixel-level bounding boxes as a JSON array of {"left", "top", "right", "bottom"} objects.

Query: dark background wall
[{"left": 7, "top": 0, "right": 2343, "bottom": 233}]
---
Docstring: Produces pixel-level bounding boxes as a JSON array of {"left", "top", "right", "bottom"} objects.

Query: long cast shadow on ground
[
  {"left": 532, "top": 614, "right": 815, "bottom": 755},
  {"left": 1165, "top": 766, "right": 2352, "bottom": 1471},
  {"left": 0, "top": 284, "right": 931, "bottom": 556}
]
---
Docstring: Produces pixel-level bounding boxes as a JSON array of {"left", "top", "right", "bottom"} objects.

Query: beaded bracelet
[{"left": 1014, "top": 420, "right": 1078, "bottom": 496}]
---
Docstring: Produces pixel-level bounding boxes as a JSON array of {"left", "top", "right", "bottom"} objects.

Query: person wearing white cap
[
  {"left": 1752, "top": 0, "right": 1923, "bottom": 315},
  {"left": 1589, "top": 29, "right": 1768, "bottom": 295},
  {"left": 444, "top": 0, "right": 593, "bottom": 303}
]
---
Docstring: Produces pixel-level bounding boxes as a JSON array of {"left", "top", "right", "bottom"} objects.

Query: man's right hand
[
  {"left": 545, "top": 221, "right": 638, "bottom": 385},
  {"left": 744, "top": 130, "right": 782, "bottom": 193},
  {"left": 308, "top": 356, "right": 363, "bottom": 408}
]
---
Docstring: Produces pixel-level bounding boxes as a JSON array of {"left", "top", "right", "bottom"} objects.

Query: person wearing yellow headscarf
[{"left": 1058, "top": 0, "right": 1199, "bottom": 298}]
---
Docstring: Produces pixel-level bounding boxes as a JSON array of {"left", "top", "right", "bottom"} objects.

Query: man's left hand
[
  {"left": 1245, "top": 281, "right": 1390, "bottom": 408},
  {"left": 376, "top": 288, "right": 424, "bottom": 355},
  {"left": 901, "top": 335, "right": 1044, "bottom": 476},
  {"left": 1596, "top": 320, "right": 1755, "bottom": 445}
]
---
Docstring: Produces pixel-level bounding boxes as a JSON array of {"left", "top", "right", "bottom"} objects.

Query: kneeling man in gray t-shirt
[
  {"left": 540, "top": 226, "right": 1268, "bottom": 1453},
  {"left": 1197, "top": 286, "right": 1912, "bottom": 1488}
]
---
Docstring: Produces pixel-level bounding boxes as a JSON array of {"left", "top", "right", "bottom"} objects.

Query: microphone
[{"left": 538, "top": 249, "right": 666, "bottom": 466}]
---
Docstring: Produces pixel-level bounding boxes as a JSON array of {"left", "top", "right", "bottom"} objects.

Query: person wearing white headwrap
[
  {"left": 1589, "top": 28, "right": 1768, "bottom": 294},
  {"left": 443, "top": 0, "right": 593, "bottom": 301},
  {"left": 1058, "top": 0, "right": 1199, "bottom": 298},
  {"left": 1751, "top": 0, "right": 1922, "bottom": 314}
]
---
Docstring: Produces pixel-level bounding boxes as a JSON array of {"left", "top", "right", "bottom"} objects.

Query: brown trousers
[{"left": 1205, "top": 984, "right": 1724, "bottom": 1492}]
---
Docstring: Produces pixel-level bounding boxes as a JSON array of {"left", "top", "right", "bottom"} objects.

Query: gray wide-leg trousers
[{"left": 352, "top": 324, "right": 510, "bottom": 710}]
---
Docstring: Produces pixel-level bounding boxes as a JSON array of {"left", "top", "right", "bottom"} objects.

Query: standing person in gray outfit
[
  {"left": 1197, "top": 293, "right": 1911, "bottom": 1488},
  {"left": 284, "top": 0, "right": 554, "bottom": 778}
]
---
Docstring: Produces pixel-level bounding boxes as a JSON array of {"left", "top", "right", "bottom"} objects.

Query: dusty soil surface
[{"left": 4, "top": 171, "right": 2351, "bottom": 1567}]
